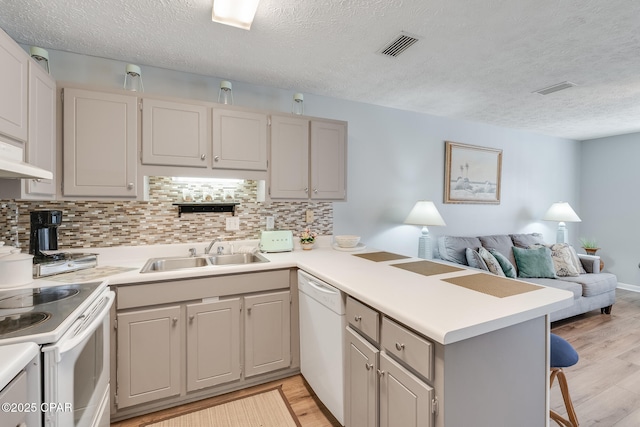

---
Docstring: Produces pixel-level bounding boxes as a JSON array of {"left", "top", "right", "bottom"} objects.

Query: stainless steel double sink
[{"left": 140, "top": 253, "right": 269, "bottom": 273}]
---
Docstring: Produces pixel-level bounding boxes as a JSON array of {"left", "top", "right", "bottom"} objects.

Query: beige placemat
[
  {"left": 442, "top": 273, "right": 542, "bottom": 298},
  {"left": 353, "top": 251, "right": 410, "bottom": 262},
  {"left": 141, "top": 386, "right": 300, "bottom": 427},
  {"left": 46, "top": 266, "right": 137, "bottom": 283},
  {"left": 391, "top": 260, "right": 464, "bottom": 276}
]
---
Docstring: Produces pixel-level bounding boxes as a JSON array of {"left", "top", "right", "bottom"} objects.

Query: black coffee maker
[{"left": 29, "top": 210, "right": 62, "bottom": 260}]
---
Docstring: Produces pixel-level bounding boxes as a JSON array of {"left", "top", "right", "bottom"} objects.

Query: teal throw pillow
[
  {"left": 512, "top": 246, "right": 556, "bottom": 279},
  {"left": 489, "top": 249, "right": 516, "bottom": 278}
]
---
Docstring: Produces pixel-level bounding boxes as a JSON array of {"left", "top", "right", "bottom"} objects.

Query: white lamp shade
[
  {"left": 404, "top": 201, "right": 446, "bottom": 226},
  {"left": 543, "top": 202, "right": 581, "bottom": 223}
]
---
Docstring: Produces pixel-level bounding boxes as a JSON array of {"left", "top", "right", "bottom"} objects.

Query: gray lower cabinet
[
  {"left": 112, "top": 270, "right": 295, "bottom": 419},
  {"left": 345, "top": 326, "right": 378, "bottom": 427},
  {"left": 379, "top": 353, "right": 433, "bottom": 427},
  {"left": 244, "top": 290, "right": 291, "bottom": 377},
  {"left": 116, "top": 305, "right": 182, "bottom": 408},
  {"left": 345, "top": 297, "right": 435, "bottom": 427},
  {"left": 186, "top": 298, "right": 241, "bottom": 391},
  {"left": 0, "top": 370, "right": 28, "bottom": 427}
]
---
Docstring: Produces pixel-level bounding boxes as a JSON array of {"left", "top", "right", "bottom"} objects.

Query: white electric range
[{"left": 0, "top": 281, "right": 114, "bottom": 427}]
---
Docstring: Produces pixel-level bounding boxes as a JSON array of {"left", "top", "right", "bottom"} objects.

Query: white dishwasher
[{"left": 298, "top": 270, "right": 346, "bottom": 425}]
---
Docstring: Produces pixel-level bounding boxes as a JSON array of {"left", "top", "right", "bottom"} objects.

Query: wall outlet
[
  {"left": 305, "top": 209, "right": 314, "bottom": 223},
  {"left": 266, "top": 216, "right": 275, "bottom": 230},
  {"left": 226, "top": 216, "right": 240, "bottom": 231}
]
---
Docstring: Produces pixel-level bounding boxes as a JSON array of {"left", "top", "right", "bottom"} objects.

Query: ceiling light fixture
[
  {"left": 123, "top": 64, "right": 144, "bottom": 92},
  {"left": 29, "top": 46, "right": 50, "bottom": 74},
  {"left": 212, "top": 0, "right": 260, "bottom": 30}
]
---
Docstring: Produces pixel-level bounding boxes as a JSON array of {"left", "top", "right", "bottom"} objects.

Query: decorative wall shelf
[{"left": 173, "top": 203, "right": 238, "bottom": 217}]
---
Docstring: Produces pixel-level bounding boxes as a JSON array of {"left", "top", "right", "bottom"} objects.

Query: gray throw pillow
[
  {"left": 438, "top": 236, "right": 483, "bottom": 265},
  {"left": 489, "top": 249, "right": 516, "bottom": 278},
  {"left": 479, "top": 247, "right": 506, "bottom": 277},
  {"left": 465, "top": 248, "right": 489, "bottom": 271},
  {"left": 510, "top": 233, "right": 546, "bottom": 248},
  {"left": 512, "top": 246, "right": 556, "bottom": 279}
]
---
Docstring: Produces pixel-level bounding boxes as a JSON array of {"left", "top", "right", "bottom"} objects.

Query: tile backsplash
[{"left": 0, "top": 177, "right": 333, "bottom": 249}]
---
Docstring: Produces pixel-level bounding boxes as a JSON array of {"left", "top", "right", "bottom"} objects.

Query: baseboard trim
[{"left": 617, "top": 282, "right": 640, "bottom": 292}]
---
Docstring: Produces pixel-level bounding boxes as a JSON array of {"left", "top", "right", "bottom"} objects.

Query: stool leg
[{"left": 550, "top": 368, "right": 579, "bottom": 427}]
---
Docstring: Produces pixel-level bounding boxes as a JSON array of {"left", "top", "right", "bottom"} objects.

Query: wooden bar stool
[{"left": 550, "top": 333, "right": 580, "bottom": 427}]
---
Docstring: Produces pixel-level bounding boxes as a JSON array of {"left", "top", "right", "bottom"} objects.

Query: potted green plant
[{"left": 579, "top": 237, "right": 600, "bottom": 255}]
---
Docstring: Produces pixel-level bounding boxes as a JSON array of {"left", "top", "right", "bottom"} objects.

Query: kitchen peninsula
[{"left": 36, "top": 240, "right": 573, "bottom": 427}]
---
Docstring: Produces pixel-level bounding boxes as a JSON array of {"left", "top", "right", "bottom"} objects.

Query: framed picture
[{"left": 444, "top": 141, "right": 502, "bottom": 204}]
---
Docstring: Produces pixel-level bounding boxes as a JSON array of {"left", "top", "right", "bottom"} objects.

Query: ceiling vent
[
  {"left": 378, "top": 32, "right": 421, "bottom": 58},
  {"left": 533, "top": 81, "right": 577, "bottom": 95}
]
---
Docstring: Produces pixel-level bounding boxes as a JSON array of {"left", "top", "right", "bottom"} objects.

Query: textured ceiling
[{"left": 2, "top": 0, "right": 639, "bottom": 140}]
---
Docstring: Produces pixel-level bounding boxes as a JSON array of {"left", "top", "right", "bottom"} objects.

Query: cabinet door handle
[
  {"left": 33, "top": 178, "right": 41, "bottom": 183},
  {"left": 377, "top": 369, "right": 385, "bottom": 377},
  {"left": 214, "top": 155, "right": 220, "bottom": 162},
  {"left": 189, "top": 315, "right": 195, "bottom": 323},
  {"left": 354, "top": 315, "right": 362, "bottom": 322},
  {"left": 365, "top": 363, "right": 373, "bottom": 371},
  {"left": 313, "top": 188, "right": 318, "bottom": 194},
  {"left": 200, "top": 154, "right": 206, "bottom": 161},
  {"left": 395, "top": 342, "right": 405, "bottom": 351},
  {"left": 247, "top": 307, "right": 252, "bottom": 314},
  {"left": 172, "top": 317, "right": 178, "bottom": 325},
  {"left": 127, "top": 183, "right": 134, "bottom": 190},
  {"left": 304, "top": 187, "right": 308, "bottom": 194}
]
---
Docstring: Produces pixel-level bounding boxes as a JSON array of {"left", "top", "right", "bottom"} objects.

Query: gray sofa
[{"left": 435, "top": 233, "right": 618, "bottom": 322}]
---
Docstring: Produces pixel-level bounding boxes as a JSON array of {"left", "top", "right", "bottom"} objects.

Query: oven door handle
[{"left": 43, "top": 291, "right": 115, "bottom": 363}]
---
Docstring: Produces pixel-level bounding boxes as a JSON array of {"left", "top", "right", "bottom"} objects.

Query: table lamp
[
  {"left": 404, "top": 201, "right": 446, "bottom": 259},
  {"left": 543, "top": 202, "right": 581, "bottom": 243}
]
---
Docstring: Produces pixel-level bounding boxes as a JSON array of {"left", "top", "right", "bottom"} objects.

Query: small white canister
[{"left": 0, "top": 243, "right": 34, "bottom": 288}]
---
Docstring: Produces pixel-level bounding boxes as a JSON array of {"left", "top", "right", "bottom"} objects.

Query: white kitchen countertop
[
  {"left": 25, "top": 238, "right": 572, "bottom": 345},
  {"left": 0, "top": 342, "right": 39, "bottom": 390}
]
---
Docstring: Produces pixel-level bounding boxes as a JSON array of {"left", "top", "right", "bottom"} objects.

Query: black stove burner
[
  {"left": 0, "top": 312, "right": 51, "bottom": 335},
  {"left": 0, "top": 287, "right": 81, "bottom": 309}
]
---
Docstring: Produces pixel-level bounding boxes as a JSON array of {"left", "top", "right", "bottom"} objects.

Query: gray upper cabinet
[
  {"left": 25, "top": 61, "right": 56, "bottom": 197},
  {"left": 212, "top": 108, "right": 268, "bottom": 171},
  {"left": 142, "top": 98, "right": 208, "bottom": 167},
  {"left": 269, "top": 115, "right": 309, "bottom": 199},
  {"left": 63, "top": 88, "right": 138, "bottom": 197},
  {"left": 0, "top": 59, "right": 56, "bottom": 199},
  {"left": 0, "top": 28, "right": 28, "bottom": 142},
  {"left": 186, "top": 298, "right": 241, "bottom": 392},
  {"left": 310, "top": 120, "right": 347, "bottom": 200},
  {"left": 269, "top": 115, "right": 347, "bottom": 200}
]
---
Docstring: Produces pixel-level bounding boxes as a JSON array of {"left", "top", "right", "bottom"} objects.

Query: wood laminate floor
[
  {"left": 112, "top": 288, "right": 640, "bottom": 427},
  {"left": 110, "top": 374, "right": 341, "bottom": 427},
  {"left": 551, "top": 288, "right": 640, "bottom": 426}
]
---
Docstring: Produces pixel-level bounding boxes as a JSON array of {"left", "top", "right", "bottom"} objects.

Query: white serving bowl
[{"left": 334, "top": 235, "right": 360, "bottom": 248}]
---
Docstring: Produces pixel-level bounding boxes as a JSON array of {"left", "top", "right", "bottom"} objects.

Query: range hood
[{"left": 0, "top": 140, "right": 53, "bottom": 180}]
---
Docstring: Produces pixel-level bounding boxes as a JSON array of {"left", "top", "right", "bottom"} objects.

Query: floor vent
[
  {"left": 378, "top": 32, "right": 420, "bottom": 58},
  {"left": 533, "top": 81, "right": 577, "bottom": 95}
]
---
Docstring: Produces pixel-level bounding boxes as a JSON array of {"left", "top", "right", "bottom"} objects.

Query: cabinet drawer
[
  {"left": 346, "top": 296, "right": 379, "bottom": 343},
  {"left": 381, "top": 316, "right": 433, "bottom": 382}
]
